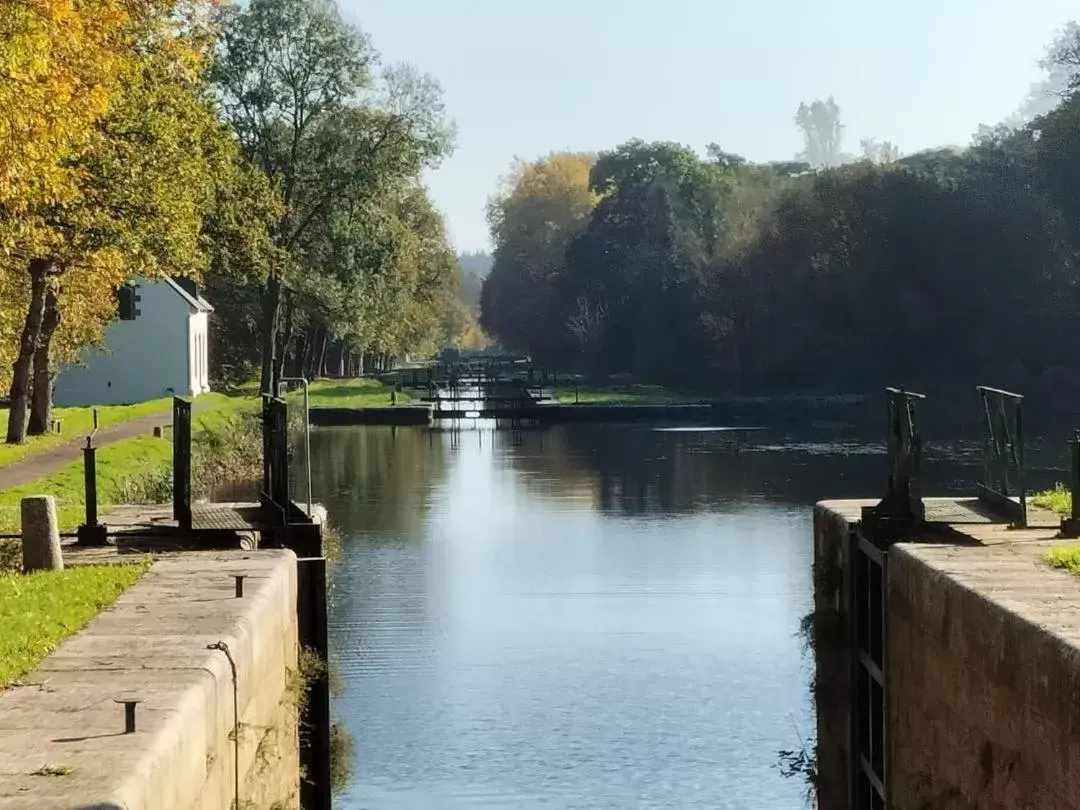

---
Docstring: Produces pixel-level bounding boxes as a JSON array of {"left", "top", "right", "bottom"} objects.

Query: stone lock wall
[
  {"left": 888, "top": 546, "right": 1080, "bottom": 810},
  {"left": 0, "top": 551, "right": 301, "bottom": 810},
  {"left": 812, "top": 500, "right": 1080, "bottom": 810}
]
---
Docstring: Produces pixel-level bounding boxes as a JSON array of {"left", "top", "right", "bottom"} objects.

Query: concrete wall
[
  {"left": 54, "top": 278, "right": 199, "bottom": 406},
  {"left": 0, "top": 551, "right": 301, "bottom": 810},
  {"left": 812, "top": 502, "right": 860, "bottom": 810},
  {"left": 889, "top": 545, "right": 1080, "bottom": 810}
]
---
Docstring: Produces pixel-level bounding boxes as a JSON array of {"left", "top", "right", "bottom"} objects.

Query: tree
[
  {"left": 559, "top": 141, "right": 731, "bottom": 379},
  {"left": 210, "top": 0, "right": 454, "bottom": 392},
  {"left": 795, "top": 97, "right": 844, "bottom": 168},
  {"left": 0, "top": 0, "right": 133, "bottom": 439},
  {"left": 3, "top": 0, "right": 236, "bottom": 443},
  {"left": 480, "top": 152, "right": 598, "bottom": 362}
]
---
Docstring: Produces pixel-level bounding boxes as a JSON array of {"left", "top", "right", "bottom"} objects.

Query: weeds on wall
[{"left": 775, "top": 557, "right": 845, "bottom": 807}]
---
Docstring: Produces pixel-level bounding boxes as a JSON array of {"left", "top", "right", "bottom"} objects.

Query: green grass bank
[
  {"left": 0, "top": 563, "right": 149, "bottom": 688},
  {"left": 0, "top": 397, "right": 187, "bottom": 470}
]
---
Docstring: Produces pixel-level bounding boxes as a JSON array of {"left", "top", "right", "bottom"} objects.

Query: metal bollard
[
  {"left": 115, "top": 699, "right": 141, "bottom": 734},
  {"left": 76, "top": 437, "right": 107, "bottom": 546}
]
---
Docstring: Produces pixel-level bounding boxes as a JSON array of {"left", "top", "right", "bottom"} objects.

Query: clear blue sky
[{"left": 341, "top": 0, "right": 1076, "bottom": 253}]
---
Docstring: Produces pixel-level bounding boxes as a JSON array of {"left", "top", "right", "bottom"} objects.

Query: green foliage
[
  {"left": 330, "top": 719, "right": 356, "bottom": 794},
  {"left": 208, "top": 0, "right": 460, "bottom": 391},
  {"left": 1032, "top": 484, "right": 1072, "bottom": 516},
  {"left": 0, "top": 563, "right": 149, "bottom": 687},
  {"left": 482, "top": 73, "right": 1080, "bottom": 393},
  {"left": 1046, "top": 544, "right": 1080, "bottom": 575}
]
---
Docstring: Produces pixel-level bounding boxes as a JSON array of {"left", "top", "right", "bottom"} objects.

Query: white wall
[
  {"left": 188, "top": 311, "right": 210, "bottom": 395},
  {"left": 54, "top": 280, "right": 198, "bottom": 407}
]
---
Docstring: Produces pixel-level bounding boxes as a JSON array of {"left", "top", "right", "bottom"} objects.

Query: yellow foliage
[
  {"left": 487, "top": 152, "right": 599, "bottom": 250},
  {"left": 0, "top": 0, "right": 233, "bottom": 390},
  {"left": 0, "top": 0, "right": 131, "bottom": 215}
]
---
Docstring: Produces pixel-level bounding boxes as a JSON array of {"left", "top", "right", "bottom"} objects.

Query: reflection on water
[{"left": 310, "top": 423, "right": 1064, "bottom": 810}]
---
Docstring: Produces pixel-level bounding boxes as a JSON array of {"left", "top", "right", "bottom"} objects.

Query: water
[{"left": 309, "top": 422, "right": 1067, "bottom": 810}]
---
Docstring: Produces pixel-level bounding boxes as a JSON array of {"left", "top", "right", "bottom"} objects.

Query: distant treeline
[{"left": 480, "top": 26, "right": 1080, "bottom": 397}]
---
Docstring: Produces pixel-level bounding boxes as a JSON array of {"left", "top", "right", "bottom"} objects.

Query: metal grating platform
[
  {"left": 923, "top": 497, "right": 1059, "bottom": 527},
  {"left": 191, "top": 505, "right": 265, "bottom": 531}
]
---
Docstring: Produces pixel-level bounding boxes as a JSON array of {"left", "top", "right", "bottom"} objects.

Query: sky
[{"left": 340, "top": 0, "right": 1077, "bottom": 254}]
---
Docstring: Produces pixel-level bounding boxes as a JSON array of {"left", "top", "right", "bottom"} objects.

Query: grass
[
  {"left": 553, "top": 384, "right": 702, "bottom": 405},
  {"left": 1047, "top": 545, "right": 1080, "bottom": 576},
  {"left": 0, "top": 562, "right": 149, "bottom": 688},
  {"left": 1032, "top": 484, "right": 1072, "bottom": 517},
  {"left": 302, "top": 378, "right": 412, "bottom": 409},
  {"left": 0, "top": 398, "right": 176, "bottom": 469},
  {"left": 1032, "top": 485, "right": 1080, "bottom": 577}
]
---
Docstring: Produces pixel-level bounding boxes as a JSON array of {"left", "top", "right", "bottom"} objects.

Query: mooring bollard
[
  {"left": 114, "top": 698, "right": 141, "bottom": 733},
  {"left": 20, "top": 495, "right": 62, "bottom": 573}
]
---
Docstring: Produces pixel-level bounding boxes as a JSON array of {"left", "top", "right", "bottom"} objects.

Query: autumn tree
[
  {"left": 0, "top": 0, "right": 132, "bottom": 439},
  {"left": 480, "top": 152, "right": 598, "bottom": 362},
  {"left": 1, "top": 0, "right": 242, "bottom": 443}
]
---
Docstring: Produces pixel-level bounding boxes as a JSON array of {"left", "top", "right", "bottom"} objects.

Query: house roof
[{"left": 163, "top": 277, "right": 214, "bottom": 313}]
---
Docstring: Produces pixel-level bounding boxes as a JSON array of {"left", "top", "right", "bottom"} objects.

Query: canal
[{"left": 308, "top": 420, "right": 1065, "bottom": 809}]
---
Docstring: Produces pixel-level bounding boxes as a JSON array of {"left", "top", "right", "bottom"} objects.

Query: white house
[{"left": 53, "top": 277, "right": 213, "bottom": 407}]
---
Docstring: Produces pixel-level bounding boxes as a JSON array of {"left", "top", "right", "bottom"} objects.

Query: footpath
[{"left": 0, "top": 410, "right": 174, "bottom": 491}]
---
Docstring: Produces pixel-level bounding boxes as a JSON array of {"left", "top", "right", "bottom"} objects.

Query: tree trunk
[
  {"left": 294, "top": 326, "right": 310, "bottom": 379},
  {"left": 7, "top": 259, "right": 52, "bottom": 444},
  {"left": 274, "top": 291, "right": 294, "bottom": 387},
  {"left": 27, "top": 288, "right": 61, "bottom": 436},
  {"left": 316, "top": 332, "right": 329, "bottom": 378},
  {"left": 260, "top": 275, "right": 283, "bottom": 395}
]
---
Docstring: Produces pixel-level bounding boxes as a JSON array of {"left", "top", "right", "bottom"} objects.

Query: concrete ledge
[
  {"left": 310, "top": 402, "right": 719, "bottom": 425},
  {"left": 310, "top": 405, "right": 433, "bottom": 426},
  {"left": 0, "top": 551, "right": 299, "bottom": 810}
]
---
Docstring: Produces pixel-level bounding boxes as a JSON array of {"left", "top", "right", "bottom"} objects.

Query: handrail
[
  {"left": 279, "top": 377, "right": 312, "bottom": 518},
  {"left": 861, "top": 387, "right": 926, "bottom": 544},
  {"left": 975, "top": 385, "right": 1026, "bottom": 527}
]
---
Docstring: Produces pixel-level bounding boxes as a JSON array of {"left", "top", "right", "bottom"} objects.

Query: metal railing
[
  {"left": 861, "top": 387, "right": 925, "bottom": 543},
  {"left": 975, "top": 386, "right": 1026, "bottom": 527},
  {"left": 278, "top": 377, "right": 312, "bottom": 518}
]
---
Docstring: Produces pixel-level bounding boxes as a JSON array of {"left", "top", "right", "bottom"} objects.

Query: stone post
[{"left": 21, "top": 495, "right": 63, "bottom": 572}]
